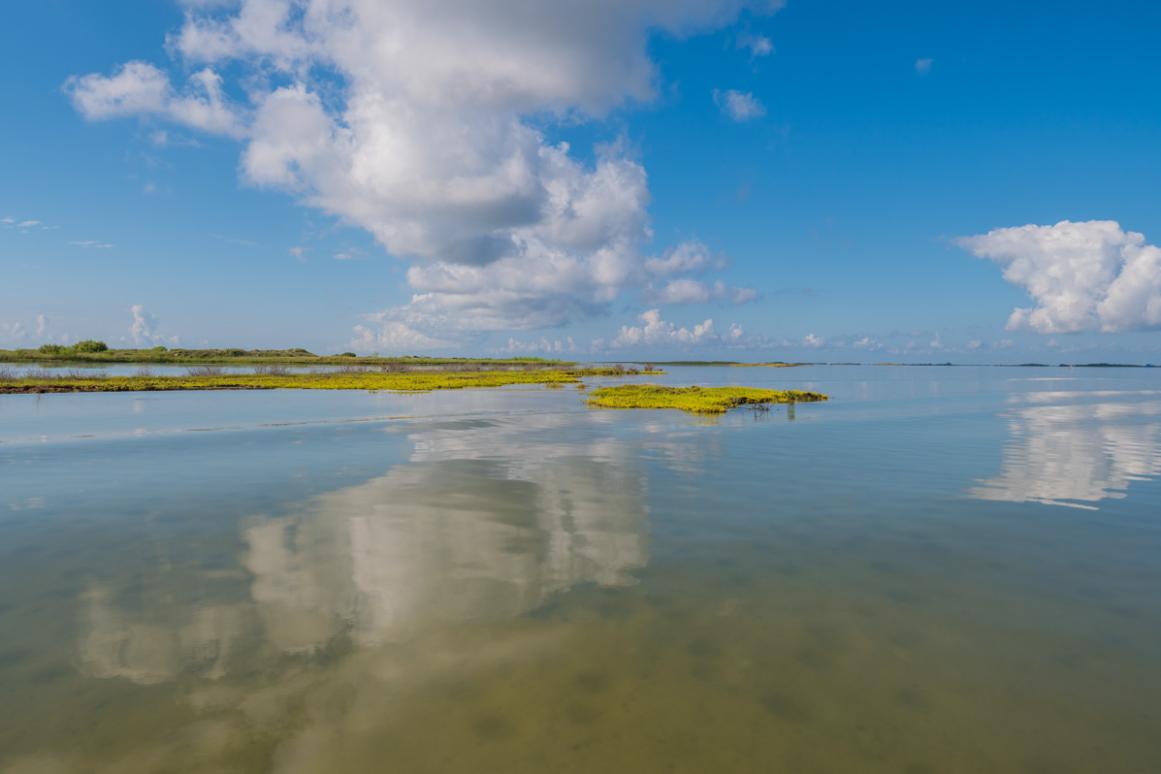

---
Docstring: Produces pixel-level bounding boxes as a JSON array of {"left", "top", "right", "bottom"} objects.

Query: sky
[{"left": 2, "top": 0, "right": 1160, "bottom": 363}]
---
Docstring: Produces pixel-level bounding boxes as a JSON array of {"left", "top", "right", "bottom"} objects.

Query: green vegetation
[
  {"left": 637, "top": 361, "right": 808, "bottom": 367},
  {"left": 728, "top": 362, "right": 802, "bottom": 368},
  {"left": 586, "top": 384, "right": 828, "bottom": 414},
  {"left": 632, "top": 360, "right": 741, "bottom": 366},
  {"left": 0, "top": 343, "right": 570, "bottom": 367},
  {"left": 0, "top": 366, "right": 658, "bottom": 395}
]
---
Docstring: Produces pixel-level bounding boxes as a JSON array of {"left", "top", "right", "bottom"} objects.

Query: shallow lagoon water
[{"left": 1, "top": 366, "right": 1160, "bottom": 772}]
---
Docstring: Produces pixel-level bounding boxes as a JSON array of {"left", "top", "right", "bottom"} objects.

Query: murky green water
[{"left": 2, "top": 366, "right": 1159, "bottom": 773}]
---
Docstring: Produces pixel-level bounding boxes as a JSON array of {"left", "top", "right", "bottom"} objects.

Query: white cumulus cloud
[
  {"left": 351, "top": 321, "right": 453, "bottom": 353},
  {"left": 129, "top": 304, "right": 170, "bottom": 345},
  {"left": 69, "top": 0, "right": 782, "bottom": 345},
  {"left": 66, "top": 61, "right": 244, "bottom": 138},
  {"left": 612, "top": 308, "right": 721, "bottom": 348},
  {"left": 958, "top": 220, "right": 1161, "bottom": 333}
]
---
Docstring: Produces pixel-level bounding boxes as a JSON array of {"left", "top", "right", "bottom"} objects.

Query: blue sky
[{"left": 2, "top": 0, "right": 1160, "bottom": 362}]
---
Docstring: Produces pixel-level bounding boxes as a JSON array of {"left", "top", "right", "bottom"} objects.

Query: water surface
[{"left": 1, "top": 366, "right": 1159, "bottom": 772}]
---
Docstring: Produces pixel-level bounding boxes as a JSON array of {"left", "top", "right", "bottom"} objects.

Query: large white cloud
[
  {"left": 69, "top": 0, "right": 780, "bottom": 348},
  {"left": 958, "top": 220, "right": 1161, "bottom": 333}
]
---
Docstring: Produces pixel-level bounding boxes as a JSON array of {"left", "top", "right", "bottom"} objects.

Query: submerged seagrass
[
  {"left": 586, "top": 384, "right": 828, "bottom": 413},
  {"left": 0, "top": 367, "right": 655, "bottom": 395}
]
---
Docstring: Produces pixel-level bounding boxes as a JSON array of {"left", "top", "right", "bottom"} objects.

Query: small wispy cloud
[
  {"left": 213, "top": 234, "right": 259, "bottom": 248},
  {"left": 713, "top": 89, "right": 766, "bottom": 122},
  {"left": 503, "top": 336, "right": 576, "bottom": 355},
  {"left": 644, "top": 240, "right": 724, "bottom": 276},
  {"left": 915, "top": 58, "right": 934, "bottom": 75},
  {"left": 70, "top": 240, "right": 114, "bottom": 249},
  {"left": 647, "top": 278, "right": 758, "bottom": 305},
  {"left": 2, "top": 216, "right": 53, "bottom": 232},
  {"left": 148, "top": 129, "right": 201, "bottom": 148},
  {"left": 738, "top": 33, "right": 774, "bottom": 58}
]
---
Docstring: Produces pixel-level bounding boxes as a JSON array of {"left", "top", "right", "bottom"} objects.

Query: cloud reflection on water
[
  {"left": 247, "top": 414, "right": 648, "bottom": 651},
  {"left": 970, "top": 396, "right": 1161, "bottom": 509},
  {"left": 78, "top": 411, "right": 649, "bottom": 681}
]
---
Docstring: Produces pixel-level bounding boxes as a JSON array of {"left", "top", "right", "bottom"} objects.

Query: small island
[{"left": 586, "top": 385, "right": 829, "bottom": 414}]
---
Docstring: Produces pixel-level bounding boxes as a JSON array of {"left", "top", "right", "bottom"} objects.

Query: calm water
[{"left": 1, "top": 366, "right": 1159, "bottom": 773}]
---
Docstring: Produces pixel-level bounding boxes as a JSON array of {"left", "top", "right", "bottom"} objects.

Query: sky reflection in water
[{"left": 1, "top": 366, "right": 1160, "bottom": 772}]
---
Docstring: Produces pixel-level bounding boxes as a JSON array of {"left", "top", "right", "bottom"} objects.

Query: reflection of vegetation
[
  {"left": 0, "top": 343, "right": 570, "bottom": 367},
  {"left": 586, "top": 385, "right": 828, "bottom": 414},
  {"left": 0, "top": 367, "right": 658, "bottom": 394}
]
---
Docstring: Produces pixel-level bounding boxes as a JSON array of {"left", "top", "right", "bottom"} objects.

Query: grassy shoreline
[
  {"left": 0, "top": 345, "right": 571, "bottom": 368},
  {"left": 0, "top": 350, "right": 571, "bottom": 366},
  {"left": 727, "top": 362, "right": 802, "bottom": 368},
  {"left": 0, "top": 367, "right": 657, "bottom": 395},
  {"left": 587, "top": 385, "right": 828, "bottom": 414}
]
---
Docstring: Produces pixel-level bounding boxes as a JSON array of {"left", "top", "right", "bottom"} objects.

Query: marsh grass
[
  {"left": 0, "top": 345, "right": 572, "bottom": 368},
  {"left": 63, "top": 369, "right": 106, "bottom": 380},
  {"left": 0, "top": 367, "right": 657, "bottom": 395},
  {"left": 586, "top": 385, "right": 828, "bottom": 414},
  {"left": 252, "top": 365, "right": 291, "bottom": 376},
  {"left": 729, "top": 362, "right": 802, "bottom": 368}
]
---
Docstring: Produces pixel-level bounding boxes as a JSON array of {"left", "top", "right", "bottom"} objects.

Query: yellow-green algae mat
[
  {"left": 0, "top": 368, "right": 639, "bottom": 394},
  {"left": 586, "top": 385, "right": 828, "bottom": 414}
]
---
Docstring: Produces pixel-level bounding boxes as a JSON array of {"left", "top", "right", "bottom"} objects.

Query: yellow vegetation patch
[
  {"left": 586, "top": 384, "right": 828, "bottom": 414},
  {"left": 0, "top": 367, "right": 659, "bottom": 395}
]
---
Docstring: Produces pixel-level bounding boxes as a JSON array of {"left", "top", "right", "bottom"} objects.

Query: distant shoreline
[
  {"left": 3, "top": 345, "right": 1156, "bottom": 370},
  {"left": 620, "top": 361, "right": 1161, "bottom": 369},
  {"left": 0, "top": 345, "right": 571, "bottom": 368}
]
